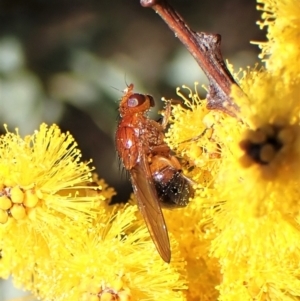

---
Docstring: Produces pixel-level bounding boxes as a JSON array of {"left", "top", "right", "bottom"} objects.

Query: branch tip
[
  {"left": 140, "top": 0, "right": 160, "bottom": 8},
  {"left": 140, "top": 0, "right": 244, "bottom": 116}
]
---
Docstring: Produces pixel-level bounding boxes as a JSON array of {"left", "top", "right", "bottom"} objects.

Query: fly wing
[{"left": 130, "top": 155, "right": 171, "bottom": 263}]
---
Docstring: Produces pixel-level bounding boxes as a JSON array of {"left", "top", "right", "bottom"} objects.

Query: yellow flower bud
[
  {"left": 118, "top": 291, "right": 131, "bottom": 301},
  {"left": 10, "top": 204, "right": 26, "bottom": 220},
  {"left": 10, "top": 186, "right": 24, "bottom": 204},
  {"left": 260, "top": 143, "right": 276, "bottom": 163},
  {"left": 0, "top": 195, "right": 12, "bottom": 210},
  {"left": 100, "top": 292, "right": 114, "bottom": 301},
  {"left": 23, "top": 190, "right": 39, "bottom": 208}
]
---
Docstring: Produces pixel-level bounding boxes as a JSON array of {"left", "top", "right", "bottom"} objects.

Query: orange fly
[{"left": 116, "top": 84, "right": 194, "bottom": 262}]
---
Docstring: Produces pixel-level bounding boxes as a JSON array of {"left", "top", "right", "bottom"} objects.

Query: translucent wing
[{"left": 130, "top": 155, "right": 171, "bottom": 263}]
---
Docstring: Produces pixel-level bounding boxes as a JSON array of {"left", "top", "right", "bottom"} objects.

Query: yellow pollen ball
[
  {"left": 0, "top": 195, "right": 12, "bottom": 210},
  {"left": 118, "top": 291, "right": 130, "bottom": 301},
  {"left": 278, "top": 127, "right": 294, "bottom": 145},
  {"left": 26, "top": 207, "right": 38, "bottom": 221},
  {"left": 10, "top": 204, "right": 26, "bottom": 220},
  {"left": 118, "top": 291, "right": 131, "bottom": 301},
  {"left": 0, "top": 209, "right": 8, "bottom": 224},
  {"left": 100, "top": 292, "right": 115, "bottom": 301},
  {"left": 260, "top": 144, "right": 276, "bottom": 163},
  {"left": 35, "top": 189, "right": 44, "bottom": 199},
  {"left": 10, "top": 186, "right": 24, "bottom": 204},
  {"left": 239, "top": 154, "right": 253, "bottom": 168},
  {"left": 189, "top": 144, "right": 203, "bottom": 157},
  {"left": 23, "top": 190, "right": 39, "bottom": 208}
]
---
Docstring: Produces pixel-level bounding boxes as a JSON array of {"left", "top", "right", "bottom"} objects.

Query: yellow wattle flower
[
  {"left": 2, "top": 0, "right": 300, "bottom": 300},
  {"left": 209, "top": 22, "right": 300, "bottom": 300},
  {"left": 26, "top": 204, "right": 187, "bottom": 301},
  {"left": 166, "top": 71, "right": 300, "bottom": 299},
  {"left": 0, "top": 124, "right": 114, "bottom": 285},
  {"left": 164, "top": 83, "right": 222, "bottom": 186},
  {"left": 255, "top": 0, "right": 300, "bottom": 80},
  {"left": 165, "top": 5, "right": 300, "bottom": 293},
  {"left": 0, "top": 123, "right": 102, "bottom": 224},
  {"left": 164, "top": 84, "right": 225, "bottom": 300},
  {"left": 164, "top": 199, "right": 220, "bottom": 301},
  {"left": 0, "top": 123, "right": 187, "bottom": 300}
]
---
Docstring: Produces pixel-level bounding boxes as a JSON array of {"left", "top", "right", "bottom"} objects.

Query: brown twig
[{"left": 140, "top": 0, "right": 244, "bottom": 116}]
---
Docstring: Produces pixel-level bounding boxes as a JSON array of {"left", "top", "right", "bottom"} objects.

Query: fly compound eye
[
  {"left": 127, "top": 94, "right": 147, "bottom": 108},
  {"left": 147, "top": 95, "right": 155, "bottom": 107}
]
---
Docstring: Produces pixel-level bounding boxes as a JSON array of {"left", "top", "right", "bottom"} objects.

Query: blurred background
[{"left": 0, "top": 0, "right": 265, "bottom": 299}]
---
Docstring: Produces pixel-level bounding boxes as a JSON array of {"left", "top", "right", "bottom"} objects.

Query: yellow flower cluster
[
  {"left": 2, "top": 0, "right": 300, "bottom": 300},
  {"left": 255, "top": 0, "right": 300, "bottom": 81},
  {"left": 164, "top": 0, "right": 300, "bottom": 299},
  {"left": 0, "top": 125, "right": 186, "bottom": 300}
]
